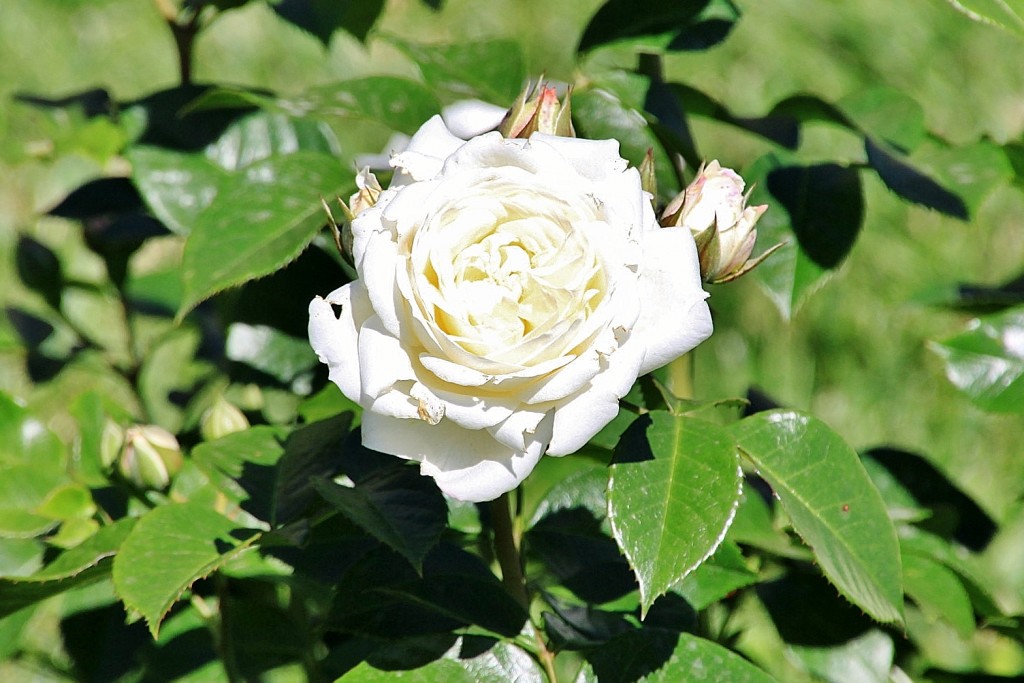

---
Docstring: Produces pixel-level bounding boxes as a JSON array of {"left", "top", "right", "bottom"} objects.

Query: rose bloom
[{"left": 309, "top": 116, "right": 712, "bottom": 502}]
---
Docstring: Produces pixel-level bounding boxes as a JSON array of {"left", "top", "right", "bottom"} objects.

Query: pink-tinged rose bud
[
  {"left": 499, "top": 80, "right": 575, "bottom": 139},
  {"left": 118, "top": 425, "right": 182, "bottom": 490},
  {"left": 662, "top": 160, "right": 780, "bottom": 284}
]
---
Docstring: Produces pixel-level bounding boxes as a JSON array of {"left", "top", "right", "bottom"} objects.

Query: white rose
[{"left": 308, "top": 115, "right": 712, "bottom": 502}]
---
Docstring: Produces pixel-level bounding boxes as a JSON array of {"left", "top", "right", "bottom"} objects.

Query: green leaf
[
  {"left": 225, "top": 323, "right": 318, "bottom": 384},
  {"left": 204, "top": 111, "right": 341, "bottom": 171},
  {"left": 837, "top": 87, "right": 926, "bottom": 152},
  {"left": 313, "top": 465, "right": 447, "bottom": 573},
  {"left": 274, "top": 413, "right": 352, "bottom": 525},
  {"left": 641, "top": 632, "right": 778, "bottom": 682},
  {"left": 744, "top": 153, "right": 830, "bottom": 320},
  {"left": 930, "top": 306, "right": 1024, "bottom": 413},
  {"left": 789, "top": 629, "right": 894, "bottom": 683},
  {"left": 905, "top": 139, "right": 1013, "bottom": 218},
  {"left": 137, "top": 326, "right": 212, "bottom": 432},
  {"left": 127, "top": 146, "right": 227, "bottom": 236},
  {"left": 343, "top": 637, "right": 543, "bottom": 683},
  {"left": 943, "top": 1, "right": 1024, "bottom": 37},
  {"left": 574, "top": 87, "right": 679, "bottom": 199},
  {"left": 0, "top": 518, "right": 135, "bottom": 620},
  {"left": 902, "top": 550, "right": 976, "bottom": 638},
  {"left": 865, "top": 138, "right": 969, "bottom": 219},
  {"left": 0, "top": 392, "right": 65, "bottom": 468},
  {"left": 733, "top": 411, "right": 904, "bottom": 624},
  {"left": 112, "top": 502, "right": 260, "bottom": 636},
  {"left": 672, "top": 540, "right": 759, "bottom": 610},
  {"left": 216, "top": 77, "right": 443, "bottom": 136},
  {"left": 608, "top": 413, "right": 741, "bottom": 616},
  {"left": 178, "top": 151, "right": 350, "bottom": 317},
  {"left": 388, "top": 38, "right": 526, "bottom": 105}
]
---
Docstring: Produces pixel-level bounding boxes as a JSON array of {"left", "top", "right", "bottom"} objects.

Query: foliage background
[{"left": 1, "top": 0, "right": 1023, "bottom": 681}]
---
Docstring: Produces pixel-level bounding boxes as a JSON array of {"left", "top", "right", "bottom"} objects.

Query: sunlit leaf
[
  {"left": 608, "top": 413, "right": 741, "bottom": 616},
  {"left": 733, "top": 411, "right": 904, "bottom": 624},
  {"left": 388, "top": 38, "right": 525, "bottom": 105},
  {"left": 672, "top": 540, "right": 759, "bottom": 610},
  {"left": 112, "top": 503, "right": 260, "bottom": 636},
  {"left": 902, "top": 550, "right": 976, "bottom": 638},
  {"left": 578, "top": 0, "right": 710, "bottom": 51},
  {"left": 930, "top": 306, "right": 1024, "bottom": 413},
  {"left": 178, "top": 151, "right": 350, "bottom": 317}
]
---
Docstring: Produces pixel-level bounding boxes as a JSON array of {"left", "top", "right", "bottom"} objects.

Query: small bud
[
  {"left": 662, "top": 160, "right": 780, "bottom": 284},
  {"left": 118, "top": 425, "right": 183, "bottom": 490},
  {"left": 200, "top": 396, "right": 250, "bottom": 441},
  {"left": 639, "top": 148, "right": 657, "bottom": 198},
  {"left": 499, "top": 80, "right": 576, "bottom": 139},
  {"left": 99, "top": 419, "right": 124, "bottom": 469}
]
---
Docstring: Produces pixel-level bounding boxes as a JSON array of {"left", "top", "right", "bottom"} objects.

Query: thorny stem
[{"left": 490, "top": 492, "right": 559, "bottom": 682}]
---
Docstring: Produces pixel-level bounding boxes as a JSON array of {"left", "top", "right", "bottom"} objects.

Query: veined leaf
[
  {"left": 733, "top": 411, "right": 904, "bottom": 624},
  {"left": 943, "top": 1, "right": 1024, "bottom": 37},
  {"left": 112, "top": 503, "right": 260, "bottom": 636},
  {"left": 608, "top": 413, "right": 741, "bottom": 617},
  {"left": 387, "top": 38, "right": 525, "bottom": 105}
]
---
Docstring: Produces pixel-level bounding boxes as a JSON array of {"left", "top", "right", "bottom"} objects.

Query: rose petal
[
  {"left": 358, "top": 316, "right": 417, "bottom": 400},
  {"left": 546, "top": 333, "right": 644, "bottom": 456},
  {"left": 442, "top": 99, "right": 507, "bottom": 139},
  {"left": 308, "top": 283, "right": 371, "bottom": 403},
  {"left": 635, "top": 227, "right": 713, "bottom": 375},
  {"left": 361, "top": 411, "right": 554, "bottom": 502},
  {"left": 390, "top": 115, "right": 465, "bottom": 183}
]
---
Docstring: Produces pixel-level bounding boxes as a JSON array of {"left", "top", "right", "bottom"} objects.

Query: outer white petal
[
  {"left": 442, "top": 100, "right": 507, "bottom": 139},
  {"left": 546, "top": 334, "right": 644, "bottom": 456},
  {"left": 390, "top": 115, "right": 465, "bottom": 183},
  {"left": 636, "top": 227, "right": 713, "bottom": 375},
  {"left": 357, "top": 317, "right": 417, "bottom": 400},
  {"left": 308, "top": 283, "right": 371, "bottom": 403},
  {"left": 361, "top": 411, "right": 554, "bottom": 502},
  {"left": 529, "top": 133, "right": 628, "bottom": 181}
]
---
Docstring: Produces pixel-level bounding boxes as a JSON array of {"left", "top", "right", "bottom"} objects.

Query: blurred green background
[{"left": 1, "top": 0, "right": 1022, "bottom": 557}]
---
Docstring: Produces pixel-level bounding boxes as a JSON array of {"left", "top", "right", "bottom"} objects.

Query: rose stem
[
  {"left": 489, "top": 491, "right": 529, "bottom": 609},
  {"left": 666, "top": 351, "right": 695, "bottom": 399},
  {"left": 490, "top": 491, "right": 559, "bottom": 681}
]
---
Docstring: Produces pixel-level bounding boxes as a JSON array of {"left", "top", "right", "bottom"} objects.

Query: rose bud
[
  {"left": 662, "top": 160, "right": 780, "bottom": 284},
  {"left": 200, "top": 396, "right": 250, "bottom": 442},
  {"left": 499, "top": 80, "right": 575, "bottom": 139},
  {"left": 118, "top": 425, "right": 183, "bottom": 490}
]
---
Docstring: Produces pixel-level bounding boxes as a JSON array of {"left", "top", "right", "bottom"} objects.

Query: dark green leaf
[
  {"left": 543, "top": 601, "right": 633, "bottom": 650},
  {"left": 313, "top": 464, "right": 447, "bottom": 573},
  {"left": 344, "top": 637, "right": 543, "bottom": 683},
  {"left": 388, "top": 38, "right": 525, "bottom": 105},
  {"left": 274, "top": 413, "right": 353, "bottom": 524},
  {"left": 608, "top": 413, "right": 741, "bottom": 616},
  {"left": 733, "top": 411, "right": 904, "bottom": 624},
  {"left": 272, "top": 0, "right": 385, "bottom": 44},
  {"left": 527, "top": 508, "right": 636, "bottom": 604},
  {"left": 178, "top": 151, "right": 350, "bottom": 317},
  {"left": 668, "top": 0, "right": 742, "bottom": 51},
  {"left": 112, "top": 502, "right": 260, "bottom": 636},
  {"left": 915, "top": 270, "right": 1024, "bottom": 314},
  {"left": 930, "top": 306, "right": 1024, "bottom": 413},
  {"left": 766, "top": 163, "right": 864, "bottom": 269},
  {"left": 905, "top": 139, "right": 1013, "bottom": 217},
  {"left": 578, "top": 0, "right": 710, "bottom": 51},
  {"left": 583, "top": 627, "right": 679, "bottom": 682},
  {"left": 16, "top": 236, "right": 63, "bottom": 310}
]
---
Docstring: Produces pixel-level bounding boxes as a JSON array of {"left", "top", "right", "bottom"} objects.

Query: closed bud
[
  {"left": 118, "top": 425, "right": 182, "bottom": 490},
  {"left": 99, "top": 419, "right": 124, "bottom": 469},
  {"left": 499, "top": 80, "right": 575, "bottom": 139},
  {"left": 662, "top": 160, "right": 780, "bottom": 284},
  {"left": 201, "top": 396, "right": 250, "bottom": 441}
]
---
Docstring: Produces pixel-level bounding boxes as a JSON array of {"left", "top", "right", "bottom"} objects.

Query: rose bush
[{"left": 308, "top": 116, "right": 713, "bottom": 502}]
